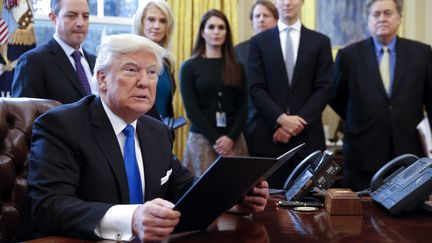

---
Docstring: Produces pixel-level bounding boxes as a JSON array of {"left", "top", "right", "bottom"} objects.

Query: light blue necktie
[
  {"left": 122, "top": 125, "right": 144, "bottom": 204},
  {"left": 285, "top": 27, "right": 295, "bottom": 85}
]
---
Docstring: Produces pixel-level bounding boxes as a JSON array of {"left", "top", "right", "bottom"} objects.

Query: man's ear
[
  {"left": 48, "top": 12, "right": 57, "bottom": 25},
  {"left": 97, "top": 70, "right": 107, "bottom": 91}
]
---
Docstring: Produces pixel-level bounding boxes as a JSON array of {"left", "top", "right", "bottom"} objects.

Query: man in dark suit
[
  {"left": 11, "top": 0, "right": 95, "bottom": 104},
  {"left": 27, "top": 34, "right": 269, "bottom": 242},
  {"left": 235, "top": 0, "right": 278, "bottom": 155},
  {"left": 248, "top": 0, "right": 333, "bottom": 188},
  {"left": 330, "top": 0, "right": 432, "bottom": 191}
]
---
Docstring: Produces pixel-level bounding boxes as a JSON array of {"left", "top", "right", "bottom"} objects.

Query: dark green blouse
[{"left": 180, "top": 57, "right": 247, "bottom": 144}]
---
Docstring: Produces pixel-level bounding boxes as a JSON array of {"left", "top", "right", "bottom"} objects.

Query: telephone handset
[
  {"left": 283, "top": 150, "right": 322, "bottom": 190},
  {"left": 284, "top": 150, "right": 341, "bottom": 201},
  {"left": 370, "top": 154, "right": 419, "bottom": 191},
  {"left": 370, "top": 154, "right": 432, "bottom": 215}
]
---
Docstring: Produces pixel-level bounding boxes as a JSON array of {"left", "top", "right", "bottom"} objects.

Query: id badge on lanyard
[{"left": 215, "top": 91, "right": 227, "bottom": 127}]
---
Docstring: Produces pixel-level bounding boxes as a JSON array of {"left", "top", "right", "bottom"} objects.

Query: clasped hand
[
  {"left": 213, "top": 135, "right": 235, "bottom": 156},
  {"left": 273, "top": 114, "right": 307, "bottom": 143}
]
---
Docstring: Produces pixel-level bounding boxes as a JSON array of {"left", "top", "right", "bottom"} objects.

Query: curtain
[
  {"left": 167, "top": 0, "right": 238, "bottom": 160},
  {"left": 301, "top": 0, "right": 316, "bottom": 29}
]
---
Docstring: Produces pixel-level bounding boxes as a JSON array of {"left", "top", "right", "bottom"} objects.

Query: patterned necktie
[
  {"left": 122, "top": 125, "right": 144, "bottom": 204},
  {"left": 71, "top": 50, "right": 91, "bottom": 95},
  {"left": 379, "top": 46, "right": 390, "bottom": 94},
  {"left": 285, "top": 27, "right": 295, "bottom": 85}
]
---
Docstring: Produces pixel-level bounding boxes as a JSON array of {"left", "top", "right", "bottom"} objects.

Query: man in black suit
[
  {"left": 235, "top": 0, "right": 278, "bottom": 155},
  {"left": 330, "top": 0, "right": 432, "bottom": 191},
  {"left": 11, "top": 0, "right": 95, "bottom": 104},
  {"left": 248, "top": 0, "right": 333, "bottom": 188},
  {"left": 27, "top": 34, "right": 269, "bottom": 242}
]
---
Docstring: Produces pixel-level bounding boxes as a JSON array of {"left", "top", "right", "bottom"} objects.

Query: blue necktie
[
  {"left": 71, "top": 50, "right": 91, "bottom": 95},
  {"left": 122, "top": 125, "right": 144, "bottom": 204}
]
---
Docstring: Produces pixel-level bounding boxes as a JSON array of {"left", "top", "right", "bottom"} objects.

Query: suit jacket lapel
[
  {"left": 48, "top": 38, "right": 87, "bottom": 96},
  {"left": 391, "top": 38, "right": 409, "bottom": 96},
  {"left": 136, "top": 119, "right": 160, "bottom": 201},
  {"left": 83, "top": 49, "right": 95, "bottom": 73},
  {"left": 90, "top": 97, "right": 129, "bottom": 203},
  {"left": 291, "top": 26, "right": 310, "bottom": 88},
  {"left": 270, "top": 27, "right": 291, "bottom": 90},
  {"left": 362, "top": 38, "right": 389, "bottom": 97}
]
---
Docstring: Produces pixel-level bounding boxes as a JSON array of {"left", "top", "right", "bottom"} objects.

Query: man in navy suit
[
  {"left": 330, "top": 0, "right": 432, "bottom": 191},
  {"left": 248, "top": 0, "right": 333, "bottom": 188},
  {"left": 12, "top": 0, "right": 95, "bottom": 104},
  {"left": 235, "top": 0, "right": 278, "bottom": 155},
  {"left": 27, "top": 34, "right": 270, "bottom": 242}
]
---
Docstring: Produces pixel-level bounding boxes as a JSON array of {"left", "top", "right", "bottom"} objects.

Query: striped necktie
[{"left": 71, "top": 50, "right": 91, "bottom": 95}]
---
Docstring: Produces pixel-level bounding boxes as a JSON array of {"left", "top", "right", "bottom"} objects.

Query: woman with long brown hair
[{"left": 180, "top": 9, "right": 248, "bottom": 176}]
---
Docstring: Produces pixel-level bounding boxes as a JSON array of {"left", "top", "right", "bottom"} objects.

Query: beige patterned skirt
[{"left": 182, "top": 132, "right": 249, "bottom": 176}]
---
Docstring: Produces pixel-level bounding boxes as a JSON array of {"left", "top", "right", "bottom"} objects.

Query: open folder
[{"left": 173, "top": 143, "right": 305, "bottom": 233}]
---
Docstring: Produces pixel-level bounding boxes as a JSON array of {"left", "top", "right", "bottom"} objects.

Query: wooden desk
[{"left": 28, "top": 197, "right": 432, "bottom": 243}]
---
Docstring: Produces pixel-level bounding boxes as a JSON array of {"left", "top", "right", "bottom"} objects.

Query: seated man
[{"left": 27, "top": 34, "right": 269, "bottom": 242}]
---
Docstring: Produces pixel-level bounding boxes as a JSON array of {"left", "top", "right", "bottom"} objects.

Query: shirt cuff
[
  {"left": 94, "top": 204, "right": 140, "bottom": 241},
  {"left": 276, "top": 113, "right": 286, "bottom": 127}
]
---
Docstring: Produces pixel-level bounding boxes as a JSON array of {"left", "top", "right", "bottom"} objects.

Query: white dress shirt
[
  {"left": 94, "top": 99, "right": 146, "bottom": 241},
  {"left": 278, "top": 19, "right": 301, "bottom": 64},
  {"left": 276, "top": 19, "right": 302, "bottom": 123}
]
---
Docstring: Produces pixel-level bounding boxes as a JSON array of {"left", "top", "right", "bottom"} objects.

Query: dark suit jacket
[
  {"left": 235, "top": 40, "right": 258, "bottom": 151},
  {"left": 330, "top": 37, "right": 432, "bottom": 173},
  {"left": 248, "top": 25, "right": 333, "bottom": 157},
  {"left": 11, "top": 38, "right": 96, "bottom": 104},
  {"left": 235, "top": 40, "right": 251, "bottom": 70},
  {"left": 27, "top": 95, "right": 194, "bottom": 239}
]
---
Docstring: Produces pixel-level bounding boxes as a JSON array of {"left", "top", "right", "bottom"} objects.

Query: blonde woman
[{"left": 132, "top": 0, "right": 176, "bottom": 123}]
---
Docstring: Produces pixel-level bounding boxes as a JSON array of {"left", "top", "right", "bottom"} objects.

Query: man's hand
[
  {"left": 132, "top": 198, "right": 180, "bottom": 242},
  {"left": 278, "top": 114, "right": 307, "bottom": 136},
  {"left": 235, "top": 181, "right": 269, "bottom": 213},
  {"left": 213, "top": 135, "right": 235, "bottom": 156},
  {"left": 273, "top": 127, "right": 292, "bottom": 143}
]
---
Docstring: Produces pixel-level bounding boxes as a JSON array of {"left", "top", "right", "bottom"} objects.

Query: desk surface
[{"left": 28, "top": 197, "right": 432, "bottom": 243}]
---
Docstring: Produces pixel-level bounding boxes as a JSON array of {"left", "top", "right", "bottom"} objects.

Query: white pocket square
[{"left": 160, "top": 169, "right": 172, "bottom": 185}]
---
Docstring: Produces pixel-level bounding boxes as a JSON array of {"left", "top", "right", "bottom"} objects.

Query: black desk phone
[
  {"left": 284, "top": 150, "right": 341, "bottom": 201},
  {"left": 370, "top": 154, "right": 432, "bottom": 215}
]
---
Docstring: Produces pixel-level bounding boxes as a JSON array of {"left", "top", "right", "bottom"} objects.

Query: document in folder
[
  {"left": 173, "top": 143, "right": 305, "bottom": 233},
  {"left": 417, "top": 117, "right": 432, "bottom": 158}
]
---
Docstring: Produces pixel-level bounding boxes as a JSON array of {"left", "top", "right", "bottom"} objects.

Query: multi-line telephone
[
  {"left": 370, "top": 154, "right": 432, "bottom": 215},
  {"left": 284, "top": 150, "right": 341, "bottom": 201}
]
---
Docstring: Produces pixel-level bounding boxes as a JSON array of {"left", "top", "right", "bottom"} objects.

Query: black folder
[{"left": 173, "top": 143, "right": 305, "bottom": 233}]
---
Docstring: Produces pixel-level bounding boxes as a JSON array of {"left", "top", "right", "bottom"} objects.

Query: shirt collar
[
  {"left": 372, "top": 36, "right": 397, "bottom": 54},
  {"left": 100, "top": 98, "right": 137, "bottom": 136},
  {"left": 53, "top": 33, "right": 85, "bottom": 57},
  {"left": 278, "top": 19, "right": 301, "bottom": 33}
]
